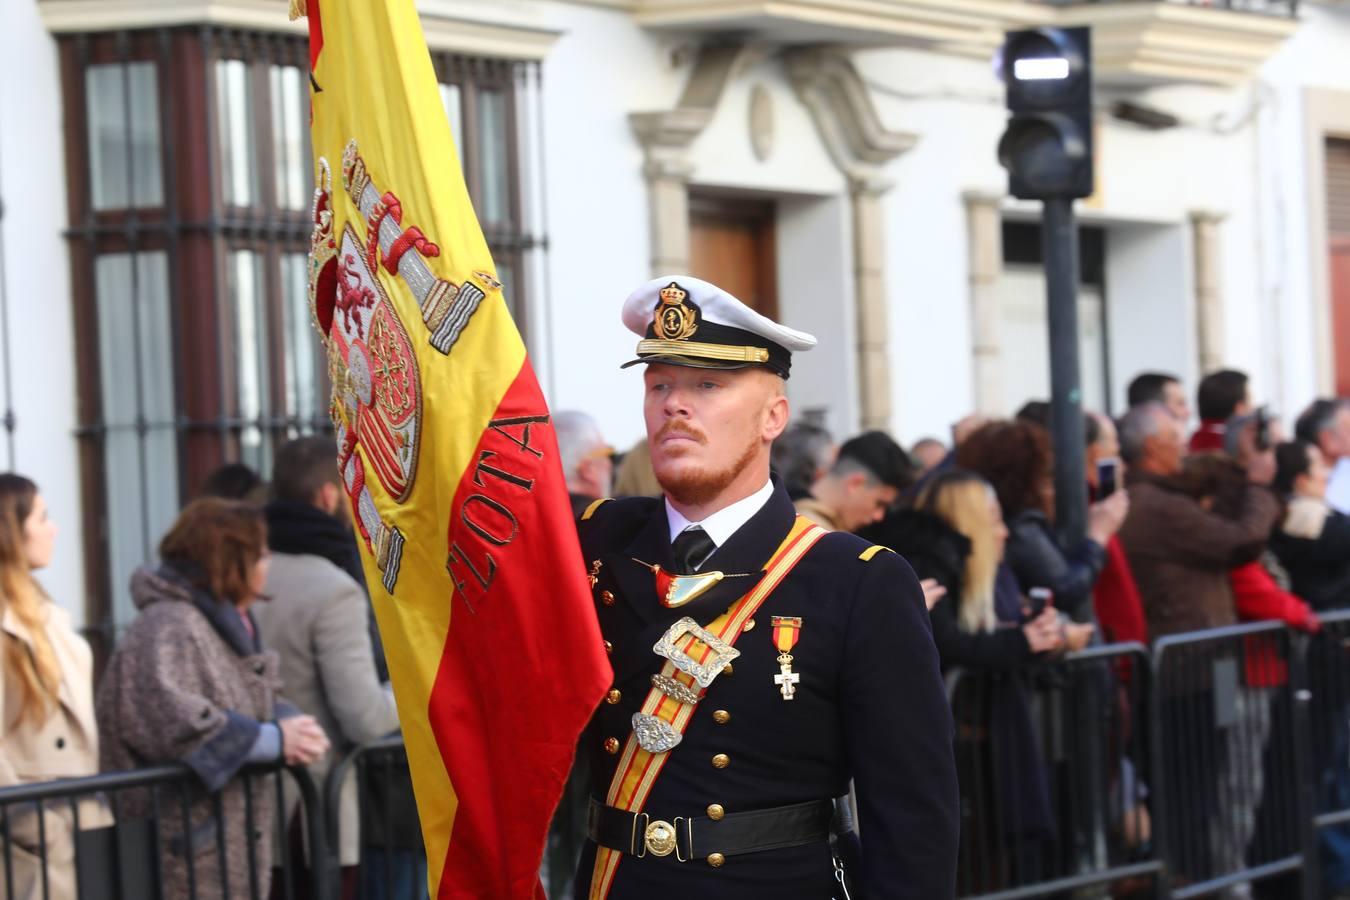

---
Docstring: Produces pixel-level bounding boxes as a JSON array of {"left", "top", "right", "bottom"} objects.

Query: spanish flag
[{"left": 297, "top": 1, "right": 610, "bottom": 895}]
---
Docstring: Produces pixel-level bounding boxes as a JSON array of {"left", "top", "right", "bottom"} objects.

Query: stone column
[
  {"left": 630, "top": 109, "right": 711, "bottom": 276},
  {"left": 1190, "top": 210, "right": 1227, "bottom": 374},
  {"left": 852, "top": 179, "right": 893, "bottom": 431},
  {"left": 644, "top": 158, "right": 694, "bottom": 274},
  {"left": 964, "top": 191, "right": 1004, "bottom": 414}
]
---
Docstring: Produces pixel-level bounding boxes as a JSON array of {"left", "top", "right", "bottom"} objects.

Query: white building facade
[{"left": 2, "top": 0, "right": 1348, "bottom": 634}]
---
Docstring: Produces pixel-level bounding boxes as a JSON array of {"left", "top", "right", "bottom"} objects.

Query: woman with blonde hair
[
  {"left": 862, "top": 468, "right": 1062, "bottom": 890},
  {"left": 864, "top": 469, "right": 1063, "bottom": 667},
  {"left": 0, "top": 473, "right": 107, "bottom": 900},
  {"left": 96, "top": 498, "right": 329, "bottom": 899}
]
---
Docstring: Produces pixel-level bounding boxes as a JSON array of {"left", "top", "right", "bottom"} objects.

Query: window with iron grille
[{"left": 58, "top": 27, "right": 543, "bottom": 654}]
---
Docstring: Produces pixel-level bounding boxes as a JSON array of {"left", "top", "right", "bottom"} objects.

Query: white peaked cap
[
  {"left": 622, "top": 276, "right": 817, "bottom": 349},
  {"left": 619, "top": 275, "right": 816, "bottom": 378}
]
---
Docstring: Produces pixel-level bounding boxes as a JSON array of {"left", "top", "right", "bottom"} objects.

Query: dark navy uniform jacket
[{"left": 572, "top": 483, "right": 959, "bottom": 899}]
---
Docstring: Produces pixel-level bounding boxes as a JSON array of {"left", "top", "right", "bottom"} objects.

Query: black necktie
[{"left": 671, "top": 526, "right": 716, "bottom": 575}]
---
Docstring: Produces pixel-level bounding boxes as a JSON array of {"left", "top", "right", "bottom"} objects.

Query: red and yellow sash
[{"left": 588, "top": 516, "right": 827, "bottom": 899}]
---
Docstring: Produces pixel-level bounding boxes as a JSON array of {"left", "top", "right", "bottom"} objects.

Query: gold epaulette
[
  {"left": 580, "top": 498, "right": 612, "bottom": 522},
  {"left": 859, "top": 544, "right": 894, "bottom": 562}
]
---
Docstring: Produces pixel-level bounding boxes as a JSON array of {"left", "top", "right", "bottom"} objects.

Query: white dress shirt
[{"left": 665, "top": 480, "right": 774, "bottom": 551}]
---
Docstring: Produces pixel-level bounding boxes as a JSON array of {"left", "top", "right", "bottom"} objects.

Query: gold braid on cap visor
[{"left": 635, "top": 339, "right": 770, "bottom": 364}]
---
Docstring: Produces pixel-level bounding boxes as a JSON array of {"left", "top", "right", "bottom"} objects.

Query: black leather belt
[{"left": 587, "top": 797, "right": 833, "bottom": 863}]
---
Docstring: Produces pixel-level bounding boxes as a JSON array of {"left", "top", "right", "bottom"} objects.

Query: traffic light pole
[{"left": 1041, "top": 196, "right": 1089, "bottom": 553}]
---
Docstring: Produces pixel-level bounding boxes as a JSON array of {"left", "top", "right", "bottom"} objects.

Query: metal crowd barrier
[
  {"left": 1151, "top": 621, "right": 1309, "bottom": 899},
  {"left": 17, "top": 619, "right": 1350, "bottom": 900},
  {"left": 0, "top": 761, "right": 324, "bottom": 900},
  {"left": 320, "top": 735, "right": 428, "bottom": 900},
  {"left": 948, "top": 624, "right": 1350, "bottom": 900},
  {"left": 947, "top": 642, "right": 1160, "bottom": 899},
  {"left": 1300, "top": 608, "right": 1350, "bottom": 900}
]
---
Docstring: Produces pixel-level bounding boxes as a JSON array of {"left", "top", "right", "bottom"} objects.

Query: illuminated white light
[{"left": 1014, "top": 57, "right": 1070, "bottom": 81}]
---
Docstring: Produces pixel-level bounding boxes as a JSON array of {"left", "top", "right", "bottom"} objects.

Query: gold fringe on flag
[{"left": 289, "top": 0, "right": 307, "bottom": 20}]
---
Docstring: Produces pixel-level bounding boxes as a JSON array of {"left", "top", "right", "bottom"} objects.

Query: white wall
[
  {"left": 686, "top": 56, "right": 845, "bottom": 197},
  {"left": 535, "top": 2, "right": 684, "bottom": 452},
  {"left": 533, "top": 8, "right": 1338, "bottom": 450},
  {"left": 855, "top": 43, "right": 1294, "bottom": 442},
  {"left": 0, "top": 0, "right": 85, "bottom": 621},
  {"left": 536, "top": 10, "right": 851, "bottom": 451},
  {"left": 1259, "top": 1, "right": 1350, "bottom": 418},
  {"left": 1104, "top": 223, "right": 1194, "bottom": 409}
]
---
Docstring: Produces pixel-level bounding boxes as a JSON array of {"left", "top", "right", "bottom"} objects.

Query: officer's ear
[{"left": 761, "top": 388, "right": 790, "bottom": 444}]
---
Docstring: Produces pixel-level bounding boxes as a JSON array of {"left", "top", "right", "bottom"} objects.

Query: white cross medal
[{"left": 770, "top": 616, "right": 803, "bottom": 700}]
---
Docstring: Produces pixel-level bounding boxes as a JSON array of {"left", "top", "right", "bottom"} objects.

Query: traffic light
[{"left": 997, "top": 27, "right": 1093, "bottom": 200}]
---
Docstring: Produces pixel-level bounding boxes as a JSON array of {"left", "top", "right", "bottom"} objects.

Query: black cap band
[{"left": 629, "top": 320, "right": 792, "bottom": 378}]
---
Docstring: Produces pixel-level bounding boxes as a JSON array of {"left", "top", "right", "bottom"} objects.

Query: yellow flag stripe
[{"left": 310, "top": 0, "right": 527, "bottom": 891}]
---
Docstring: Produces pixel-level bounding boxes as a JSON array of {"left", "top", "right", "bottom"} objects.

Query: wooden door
[
  {"left": 1334, "top": 238, "right": 1350, "bottom": 396},
  {"left": 1330, "top": 139, "right": 1350, "bottom": 395},
  {"left": 688, "top": 194, "right": 779, "bottom": 320}
]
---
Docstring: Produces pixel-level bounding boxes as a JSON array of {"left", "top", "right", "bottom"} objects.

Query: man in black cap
[
  {"left": 796, "top": 430, "right": 913, "bottom": 533},
  {"left": 572, "top": 275, "right": 958, "bottom": 899}
]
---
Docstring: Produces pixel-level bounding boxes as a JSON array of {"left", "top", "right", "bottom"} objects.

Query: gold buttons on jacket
[
  {"left": 603, "top": 640, "right": 613, "bottom": 655},
  {"left": 712, "top": 753, "right": 730, "bottom": 769},
  {"left": 601, "top": 591, "right": 615, "bottom": 607},
  {"left": 706, "top": 804, "right": 725, "bottom": 821},
  {"left": 742, "top": 619, "right": 756, "bottom": 632},
  {"left": 722, "top": 663, "right": 734, "bottom": 676},
  {"left": 603, "top": 737, "right": 620, "bottom": 754},
  {"left": 712, "top": 710, "right": 730, "bottom": 725},
  {"left": 605, "top": 689, "right": 622, "bottom": 705},
  {"left": 707, "top": 853, "right": 726, "bottom": 868}
]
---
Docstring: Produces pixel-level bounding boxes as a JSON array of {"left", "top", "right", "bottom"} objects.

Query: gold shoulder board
[
  {"left": 581, "top": 498, "right": 612, "bottom": 522},
  {"left": 859, "top": 545, "right": 894, "bottom": 562}
]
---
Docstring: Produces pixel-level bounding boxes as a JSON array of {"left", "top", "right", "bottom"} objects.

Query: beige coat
[
  {"left": 252, "top": 551, "right": 399, "bottom": 864},
  {"left": 795, "top": 497, "right": 843, "bottom": 532},
  {"left": 1, "top": 600, "right": 109, "bottom": 900}
]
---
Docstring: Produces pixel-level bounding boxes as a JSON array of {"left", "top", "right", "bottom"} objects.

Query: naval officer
[{"left": 573, "top": 276, "right": 958, "bottom": 899}]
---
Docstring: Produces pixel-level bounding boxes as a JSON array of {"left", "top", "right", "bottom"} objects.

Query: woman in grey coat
[{"left": 96, "top": 498, "right": 330, "bottom": 899}]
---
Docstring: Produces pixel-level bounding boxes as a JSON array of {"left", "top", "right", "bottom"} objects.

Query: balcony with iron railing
[
  {"left": 632, "top": 0, "right": 1299, "bottom": 85},
  {"left": 1050, "top": 0, "right": 1300, "bottom": 84},
  {"left": 1049, "top": 0, "right": 1297, "bottom": 16}
]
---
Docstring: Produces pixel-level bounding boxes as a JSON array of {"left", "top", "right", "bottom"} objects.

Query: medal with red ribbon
[{"left": 771, "top": 616, "right": 802, "bottom": 700}]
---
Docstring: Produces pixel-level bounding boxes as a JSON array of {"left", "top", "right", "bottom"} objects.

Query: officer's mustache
[{"left": 655, "top": 423, "right": 707, "bottom": 445}]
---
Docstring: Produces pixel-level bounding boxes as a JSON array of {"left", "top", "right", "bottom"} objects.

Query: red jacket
[
  {"left": 1189, "top": 420, "right": 1227, "bottom": 453},
  {"left": 1092, "top": 536, "right": 1147, "bottom": 685},
  {"left": 1093, "top": 536, "right": 1147, "bottom": 646},
  {"left": 1230, "top": 560, "right": 1319, "bottom": 687}
]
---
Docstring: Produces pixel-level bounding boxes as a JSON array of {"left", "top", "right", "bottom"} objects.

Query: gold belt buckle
[{"left": 644, "top": 818, "right": 678, "bottom": 857}]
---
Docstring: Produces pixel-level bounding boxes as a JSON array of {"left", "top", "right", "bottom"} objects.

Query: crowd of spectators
[
  {"left": 9, "top": 366, "right": 1350, "bottom": 899},
  {"left": 765, "top": 370, "right": 1350, "bottom": 899}
]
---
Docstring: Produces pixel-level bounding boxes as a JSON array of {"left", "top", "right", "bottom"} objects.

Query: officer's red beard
[{"left": 652, "top": 423, "right": 760, "bottom": 509}]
